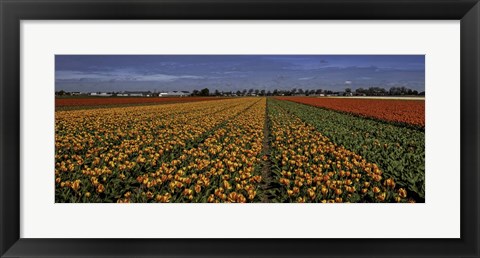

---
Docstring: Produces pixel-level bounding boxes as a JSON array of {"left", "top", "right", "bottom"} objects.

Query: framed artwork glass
[{"left": 1, "top": 0, "right": 479, "bottom": 257}]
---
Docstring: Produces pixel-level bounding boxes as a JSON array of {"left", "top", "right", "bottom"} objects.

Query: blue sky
[{"left": 55, "top": 55, "right": 425, "bottom": 92}]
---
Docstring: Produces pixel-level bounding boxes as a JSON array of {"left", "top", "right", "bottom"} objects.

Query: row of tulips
[
  {"left": 55, "top": 98, "right": 259, "bottom": 202},
  {"left": 267, "top": 99, "right": 413, "bottom": 203},
  {"left": 276, "top": 96, "right": 425, "bottom": 128},
  {"left": 271, "top": 98, "right": 425, "bottom": 201},
  {"left": 118, "top": 97, "right": 266, "bottom": 203}
]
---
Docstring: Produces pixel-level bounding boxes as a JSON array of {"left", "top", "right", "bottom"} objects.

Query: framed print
[{"left": 1, "top": 0, "right": 479, "bottom": 257}]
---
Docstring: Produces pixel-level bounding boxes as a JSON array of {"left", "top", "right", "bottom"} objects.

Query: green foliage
[{"left": 272, "top": 99, "right": 425, "bottom": 202}]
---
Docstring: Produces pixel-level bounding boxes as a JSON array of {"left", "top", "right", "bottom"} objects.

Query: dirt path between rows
[{"left": 259, "top": 100, "right": 274, "bottom": 202}]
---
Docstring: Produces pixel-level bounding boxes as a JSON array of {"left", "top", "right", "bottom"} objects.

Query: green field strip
[
  {"left": 279, "top": 98, "right": 425, "bottom": 131},
  {"left": 270, "top": 98, "right": 425, "bottom": 202}
]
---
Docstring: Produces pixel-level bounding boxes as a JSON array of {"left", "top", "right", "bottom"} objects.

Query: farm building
[
  {"left": 90, "top": 92, "right": 112, "bottom": 97},
  {"left": 159, "top": 91, "right": 190, "bottom": 97},
  {"left": 117, "top": 91, "right": 152, "bottom": 97}
]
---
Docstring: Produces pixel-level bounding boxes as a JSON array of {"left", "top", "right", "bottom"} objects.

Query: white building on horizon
[{"left": 159, "top": 91, "right": 190, "bottom": 97}]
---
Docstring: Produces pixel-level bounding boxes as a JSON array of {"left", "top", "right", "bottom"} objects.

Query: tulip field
[
  {"left": 56, "top": 96, "right": 223, "bottom": 110},
  {"left": 276, "top": 96, "right": 425, "bottom": 127},
  {"left": 56, "top": 96, "right": 424, "bottom": 203}
]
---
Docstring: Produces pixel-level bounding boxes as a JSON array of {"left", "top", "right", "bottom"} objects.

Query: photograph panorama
[{"left": 55, "top": 55, "right": 425, "bottom": 203}]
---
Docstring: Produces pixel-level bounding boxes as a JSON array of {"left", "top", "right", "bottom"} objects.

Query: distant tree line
[
  {"left": 56, "top": 86, "right": 425, "bottom": 97},
  {"left": 191, "top": 88, "right": 210, "bottom": 96},
  {"left": 203, "top": 86, "right": 424, "bottom": 97},
  {"left": 354, "top": 86, "right": 423, "bottom": 96}
]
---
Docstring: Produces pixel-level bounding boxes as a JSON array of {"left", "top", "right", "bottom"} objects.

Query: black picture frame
[{"left": 1, "top": 0, "right": 479, "bottom": 257}]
